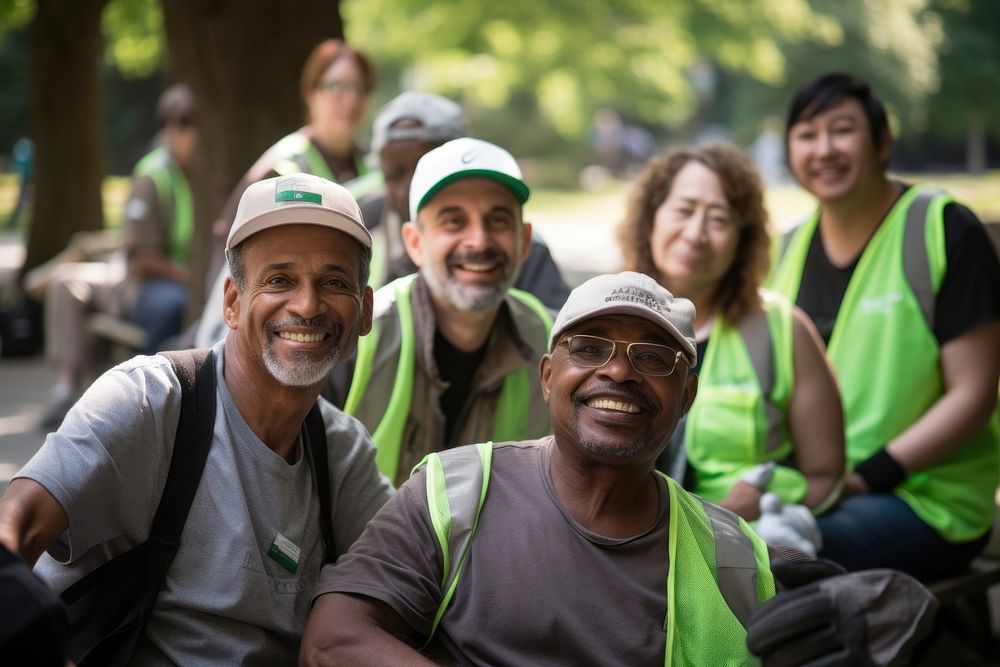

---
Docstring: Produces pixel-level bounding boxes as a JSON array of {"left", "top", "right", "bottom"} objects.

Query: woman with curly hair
[{"left": 619, "top": 142, "right": 844, "bottom": 521}]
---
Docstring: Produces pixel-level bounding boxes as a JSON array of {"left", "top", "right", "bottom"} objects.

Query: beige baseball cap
[
  {"left": 408, "top": 137, "right": 529, "bottom": 221},
  {"left": 549, "top": 271, "right": 697, "bottom": 364},
  {"left": 226, "top": 174, "right": 372, "bottom": 254}
]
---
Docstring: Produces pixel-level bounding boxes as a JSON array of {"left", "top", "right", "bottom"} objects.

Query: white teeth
[
  {"left": 587, "top": 398, "right": 640, "bottom": 414},
  {"left": 459, "top": 262, "right": 495, "bottom": 272},
  {"left": 277, "top": 331, "right": 325, "bottom": 343}
]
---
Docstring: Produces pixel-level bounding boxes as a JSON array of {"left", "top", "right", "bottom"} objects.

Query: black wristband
[{"left": 853, "top": 448, "right": 907, "bottom": 493}]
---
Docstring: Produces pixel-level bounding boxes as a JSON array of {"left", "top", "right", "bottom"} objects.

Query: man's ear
[
  {"left": 360, "top": 285, "right": 374, "bottom": 336},
  {"left": 876, "top": 131, "right": 893, "bottom": 167},
  {"left": 539, "top": 353, "right": 552, "bottom": 404},
  {"left": 521, "top": 220, "right": 533, "bottom": 254},
  {"left": 222, "top": 276, "right": 240, "bottom": 330},
  {"left": 681, "top": 371, "right": 698, "bottom": 414},
  {"left": 401, "top": 220, "right": 424, "bottom": 268}
]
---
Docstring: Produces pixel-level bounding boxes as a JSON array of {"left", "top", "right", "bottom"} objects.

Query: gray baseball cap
[
  {"left": 549, "top": 272, "right": 697, "bottom": 364},
  {"left": 371, "top": 91, "right": 467, "bottom": 154}
]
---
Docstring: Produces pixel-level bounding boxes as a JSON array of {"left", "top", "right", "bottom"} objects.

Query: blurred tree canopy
[{"left": 1, "top": 0, "right": 997, "bottom": 283}]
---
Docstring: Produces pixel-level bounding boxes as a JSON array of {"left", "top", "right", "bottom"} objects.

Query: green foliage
[
  {"left": 343, "top": 0, "right": 836, "bottom": 160},
  {"left": 927, "top": 0, "right": 1000, "bottom": 138},
  {"left": 0, "top": 0, "right": 33, "bottom": 36},
  {"left": 102, "top": 0, "right": 163, "bottom": 78},
  {"left": 707, "top": 0, "right": 950, "bottom": 145}
]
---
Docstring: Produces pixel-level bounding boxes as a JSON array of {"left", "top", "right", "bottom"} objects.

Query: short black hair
[{"left": 785, "top": 73, "right": 890, "bottom": 151}]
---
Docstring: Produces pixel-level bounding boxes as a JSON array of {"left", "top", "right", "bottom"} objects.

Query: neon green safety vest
[
  {"left": 686, "top": 290, "right": 809, "bottom": 506},
  {"left": 268, "top": 130, "right": 384, "bottom": 200},
  {"left": 345, "top": 275, "right": 553, "bottom": 483},
  {"left": 132, "top": 146, "right": 193, "bottom": 265},
  {"left": 770, "top": 186, "right": 1000, "bottom": 542},
  {"left": 416, "top": 442, "right": 776, "bottom": 665}
]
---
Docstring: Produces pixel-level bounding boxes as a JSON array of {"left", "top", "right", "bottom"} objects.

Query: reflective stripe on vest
[
  {"left": 344, "top": 276, "right": 553, "bottom": 482},
  {"left": 132, "top": 146, "right": 193, "bottom": 264},
  {"left": 769, "top": 186, "right": 999, "bottom": 541},
  {"left": 685, "top": 292, "right": 805, "bottom": 505},
  {"left": 416, "top": 443, "right": 775, "bottom": 664}
]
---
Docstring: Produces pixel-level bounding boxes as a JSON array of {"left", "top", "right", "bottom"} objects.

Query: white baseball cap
[
  {"left": 408, "top": 137, "right": 530, "bottom": 221},
  {"left": 226, "top": 173, "right": 372, "bottom": 254},
  {"left": 550, "top": 272, "right": 698, "bottom": 364}
]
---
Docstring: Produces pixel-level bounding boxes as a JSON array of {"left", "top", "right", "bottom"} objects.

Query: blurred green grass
[{"left": 2, "top": 170, "right": 998, "bottom": 235}]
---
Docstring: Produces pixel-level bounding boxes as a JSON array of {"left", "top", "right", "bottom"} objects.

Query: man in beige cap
[
  {"left": 0, "top": 173, "right": 392, "bottom": 665},
  {"left": 303, "top": 271, "right": 937, "bottom": 667},
  {"left": 324, "top": 137, "right": 554, "bottom": 487}
]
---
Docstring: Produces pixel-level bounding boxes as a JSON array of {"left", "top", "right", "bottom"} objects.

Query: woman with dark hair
[
  {"left": 619, "top": 142, "right": 844, "bottom": 523},
  {"left": 771, "top": 72, "right": 1000, "bottom": 580}
]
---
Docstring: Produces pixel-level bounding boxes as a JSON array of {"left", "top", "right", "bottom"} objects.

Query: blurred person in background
[
  {"left": 619, "top": 142, "right": 844, "bottom": 525},
  {"left": 771, "top": 72, "right": 1000, "bottom": 580},
  {"left": 37, "top": 83, "right": 197, "bottom": 428}
]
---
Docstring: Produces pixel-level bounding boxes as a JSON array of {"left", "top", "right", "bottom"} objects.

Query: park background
[{"left": 1, "top": 0, "right": 999, "bottom": 335}]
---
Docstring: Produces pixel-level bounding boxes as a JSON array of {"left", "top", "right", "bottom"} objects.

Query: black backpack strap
[
  {"left": 303, "top": 402, "right": 336, "bottom": 564},
  {"left": 147, "top": 349, "right": 217, "bottom": 602}
]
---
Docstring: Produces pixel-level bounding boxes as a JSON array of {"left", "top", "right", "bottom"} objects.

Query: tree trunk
[
  {"left": 23, "top": 0, "right": 107, "bottom": 274},
  {"left": 161, "top": 0, "right": 344, "bottom": 316}
]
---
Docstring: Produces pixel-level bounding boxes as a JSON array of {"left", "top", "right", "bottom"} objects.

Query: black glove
[
  {"left": 0, "top": 543, "right": 71, "bottom": 666},
  {"left": 747, "top": 561, "right": 938, "bottom": 667}
]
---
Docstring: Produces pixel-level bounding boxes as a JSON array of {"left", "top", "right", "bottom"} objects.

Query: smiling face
[
  {"left": 541, "top": 314, "right": 697, "bottom": 467},
  {"left": 403, "top": 177, "right": 532, "bottom": 312},
  {"left": 787, "top": 96, "right": 890, "bottom": 204},
  {"left": 224, "top": 224, "right": 373, "bottom": 388},
  {"left": 650, "top": 160, "right": 740, "bottom": 300}
]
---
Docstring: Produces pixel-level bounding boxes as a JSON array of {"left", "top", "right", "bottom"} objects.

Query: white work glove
[{"left": 755, "top": 492, "right": 822, "bottom": 557}]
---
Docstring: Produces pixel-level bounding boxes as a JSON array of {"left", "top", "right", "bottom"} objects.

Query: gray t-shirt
[
  {"left": 315, "top": 438, "right": 672, "bottom": 666},
  {"left": 18, "top": 339, "right": 393, "bottom": 666}
]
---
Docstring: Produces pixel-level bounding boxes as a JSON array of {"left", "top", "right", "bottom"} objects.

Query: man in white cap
[
  {"left": 302, "top": 271, "right": 938, "bottom": 666},
  {"left": 325, "top": 137, "right": 554, "bottom": 487},
  {"left": 362, "top": 90, "right": 570, "bottom": 308},
  {"left": 0, "top": 174, "right": 393, "bottom": 665}
]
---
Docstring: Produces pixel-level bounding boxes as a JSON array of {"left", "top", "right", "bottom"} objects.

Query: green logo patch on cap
[{"left": 274, "top": 175, "right": 322, "bottom": 204}]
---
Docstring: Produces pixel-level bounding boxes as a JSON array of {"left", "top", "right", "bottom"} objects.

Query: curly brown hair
[{"left": 617, "top": 142, "right": 772, "bottom": 326}]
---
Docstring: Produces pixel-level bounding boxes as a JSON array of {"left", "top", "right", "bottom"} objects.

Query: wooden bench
[{"left": 86, "top": 312, "right": 147, "bottom": 368}]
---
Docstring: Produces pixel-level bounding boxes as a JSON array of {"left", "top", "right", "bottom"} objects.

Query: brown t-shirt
[{"left": 314, "top": 438, "right": 672, "bottom": 666}]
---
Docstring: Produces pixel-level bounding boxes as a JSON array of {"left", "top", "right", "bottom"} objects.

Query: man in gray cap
[
  {"left": 362, "top": 90, "right": 570, "bottom": 309},
  {"left": 303, "top": 271, "right": 937, "bottom": 666},
  {"left": 0, "top": 174, "right": 392, "bottom": 664}
]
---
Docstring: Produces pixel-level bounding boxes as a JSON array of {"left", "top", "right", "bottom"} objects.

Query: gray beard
[
  {"left": 263, "top": 344, "right": 340, "bottom": 387},
  {"left": 422, "top": 266, "right": 511, "bottom": 312}
]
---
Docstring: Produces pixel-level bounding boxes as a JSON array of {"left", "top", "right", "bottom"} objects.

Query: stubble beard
[{"left": 577, "top": 434, "right": 647, "bottom": 460}]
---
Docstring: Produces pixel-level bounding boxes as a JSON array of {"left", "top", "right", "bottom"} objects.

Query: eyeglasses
[
  {"left": 558, "top": 335, "right": 687, "bottom": 377},
  {"left": 316, "top": 80, "right": 370, "bottom": 96}
]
